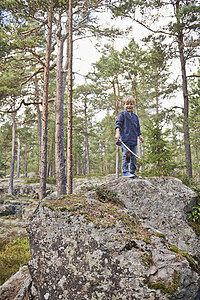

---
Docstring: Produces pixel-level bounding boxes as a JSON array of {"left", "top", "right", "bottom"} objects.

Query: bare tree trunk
[
  {"left": 84, "top": 135, "right": 90, "bottom": 175},
  {"left": 176, "top": 0, "right": 192, "bottom": 178},
  {"left": 55, "top": 14, "right": 66, "bottom": 197},
  {"left": 24, "top": 143, "right": 27, "bottom": 177},
  {"left": 133, "top": 75, "right": 143, "bottom": 170},
  {"left": 48, "top": 129, "right": 54, "bottom": 177},
  {"left": 39, "top": 4, "right": 53, "bottom": 200},
  {"left": 112, "top": 79, "right": 120, "bottom": 178},
  {"left": 179, "top": 40, "right": 192, "bottom": 178},
  {"left": 84, "top": 98, "right": 90, "bottom": 175},
  {"left": 8, "top": 110, "right": 16, "bottom": 194},
  {"left": 67, "top": 0, "right": 73, "bottom": 194},
  {"left": 76, "top": 154, "right": 80, "bottom": 175},
  {"left": 17, "top": 135, "right": 20, "bottom": 178},
  {"left": 83, "top": 139, "right": 86, "bottom": 175},
  {"left": 34, "top": 76, "right": 41, "bottom": 175}
]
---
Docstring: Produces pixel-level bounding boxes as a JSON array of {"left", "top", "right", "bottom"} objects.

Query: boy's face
[{"left": 124, "top": 102, "right": 134, "bottom": 112}]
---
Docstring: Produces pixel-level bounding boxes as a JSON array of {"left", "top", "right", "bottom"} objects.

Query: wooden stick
[{"left": 119, "top": 139, "right": 141, "bottom": 160}]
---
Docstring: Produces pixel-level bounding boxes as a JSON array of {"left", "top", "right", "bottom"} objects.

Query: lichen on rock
[{"left": 27, "top": 176, "right": 200, "bottom": 299}]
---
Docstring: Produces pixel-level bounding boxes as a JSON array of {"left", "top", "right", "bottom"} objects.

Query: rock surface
[
  {"left": 0, "top": 266, "right": 31, "bottom": 300},
  {"left": 27, "top": 176, "right": 200, "bottom": 299}
]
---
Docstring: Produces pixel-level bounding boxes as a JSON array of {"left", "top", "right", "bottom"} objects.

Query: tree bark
[
  {"left": 24, "top": 142, "right": 27, "bottom": 177},
  {"left": 176, "top": 0, "right": 192, "bottom": 178},
  {"left": 67, "top": 0, "right": 73, "bottom": 194},
  {"left": 112, "top": 79, "right": 120, "bottom": 178},
  {"left": 132, "top": 74, "right": 143, "bottom": 169},
  {"left": 8, "top": 110, "right": 16, "bottom": 195},
  {"left": 84, "top": 98, "right": 90, "bottom": 175},
  {"left": 34, "top": 76, "right": 42, "bottom": 174},
  {"left": 17, "top": 135, "right": 20, "bottom": 178},
  {"left": 39, "top": 3, "right": 53, "bottom": 200},
  {"left": 48, "top": 129, "right": 55, "bottom": 177},
  {"left": 55, "top": 14, "right": 67, "bottom": 197}
]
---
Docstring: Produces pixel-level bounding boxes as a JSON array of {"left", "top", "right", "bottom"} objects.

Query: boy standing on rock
[{"left": 115, "top": 95, "right": 144, "bottom": 178}]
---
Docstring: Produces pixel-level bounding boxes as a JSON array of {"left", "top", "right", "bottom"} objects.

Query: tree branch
[
  {"left": 134, "top": 18, "right": 173, "bottom": 36},
  {"left": 20, "top": 19, "right": 48, "bottom": 37},
  {"left": 20, "top": 67, "right": 44, "bottom": 87},
  {"left": 187, "top": 74, "right": 200, "bottom": 78}
]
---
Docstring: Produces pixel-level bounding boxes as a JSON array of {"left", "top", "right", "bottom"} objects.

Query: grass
[{"left": 0, "top": 236, "right": 31, "bottom": 285}]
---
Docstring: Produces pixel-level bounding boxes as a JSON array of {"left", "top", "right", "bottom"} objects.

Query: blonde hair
[{"left": 122, "top": 95, "right": 135, "bottom": 106}]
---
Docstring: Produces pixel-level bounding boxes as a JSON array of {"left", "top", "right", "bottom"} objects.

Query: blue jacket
[{"left": 115, "top": 110, "right": 141, "bottom": 146}]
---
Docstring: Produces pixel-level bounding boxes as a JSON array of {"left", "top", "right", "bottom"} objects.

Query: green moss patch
[
  {"left": 168, "top": 244, "right": 199, "bottom": 273},
  {"left": 87, "top": 185, "right": 125, "bottom": 207},
  {"left": 0, "top": 236, "right": 31, "bottom": 285},
  {"left": 149, "top": 270, "right": 181, "bottom": 295}
]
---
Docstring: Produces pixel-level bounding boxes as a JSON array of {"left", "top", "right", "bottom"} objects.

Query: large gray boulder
[{"left": 27, "top": 177, "right": 200, "bottom": 299}]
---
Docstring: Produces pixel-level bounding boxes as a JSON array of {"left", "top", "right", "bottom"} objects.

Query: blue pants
[{"left": 121, "top": 145, "right": 137, "bottom": 173}]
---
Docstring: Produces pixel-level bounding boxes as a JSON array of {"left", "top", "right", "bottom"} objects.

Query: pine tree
[{"left": 143, "top": 116, "right": 177, "bottom": 177}]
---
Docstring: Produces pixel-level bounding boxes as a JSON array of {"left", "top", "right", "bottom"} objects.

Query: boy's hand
[
  {"left": 139, "top": 135, "right": 144, "bottom": 143},
  {"left": 115, "top": 128, "right": 120, "bottom": 140}
]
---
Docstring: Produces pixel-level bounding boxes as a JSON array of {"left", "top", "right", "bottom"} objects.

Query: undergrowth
[
  {"left": 186, "top": 186, "right": 200, "bottom": 235},
  {"left": 87, "top": 185, "right": 125, "bottom": 207},
  {"left": 0, "top": 236, "right": 31, "bottom": 285},
  {"left": 23, "top": 177, "right": 56, "bottom": 184}
]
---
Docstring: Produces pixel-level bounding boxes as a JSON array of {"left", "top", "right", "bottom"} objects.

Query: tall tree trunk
[
  {"left": 55, "top": 14, "right": 66, "bottom": 197},
  {"left": 179, "top": 39, "right": 192, "bottom": 177},
  {"left": 84, "top": 135, "right": 90, "bottom": 175},
  {"left": 84, "top": 98, "right": 90, "bottom": 175},
  {"left": 17, "top": 135, "right": 20, "bottom": 178},
  {"left": 176, "top": 0, "right": 192, "bottom": 178},
  {"left": 34, "top": 76, "right": 42, "bottom": 174},
  {"left": 83, "top": 139, "right": 86, "bottom": 175},
  {"left": 8, "top": 110, "right": 16, "bottom": 195},
  {"left": 67, "top": 0, "right": 73, "bottom": 194},
  {"left": 194, "top": 142, "right": 200, "bottom": 181},
  {"left": 48, "top": 129, "right": 54, "bottom": 177},
  {"left": 112, "top": 79, "right": 120, "bottom": 178},
  {"left": 75, "top": 153, "right": 79, "bottom": 175},
  {"left": 39, "top": 4, "right": 53, "bottom": 200},
  {"left": 132, "top": 75, "right": 143, "bottom": 169},
  {"left": 24, "top": 143, "right": 27, "bottom": 177}
]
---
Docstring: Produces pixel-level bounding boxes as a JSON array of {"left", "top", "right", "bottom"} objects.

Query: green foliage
[
  {"left": 187, "top": 186, "right": 200, "bottom": 224},
  {"left": 189, "top": 68, "right": 200, "bottom": 180},
  {"left": 0, "top": 236, "right": 31, "bottom": 285},
  {"left": 142, "top": 116, "right": 177, "bottom": 176},
  {"left": 0, "top": 0, "right": 199, "bottom": 181},
  {"left": 187, "top": 204, "right": 200, "bottom": 223}
]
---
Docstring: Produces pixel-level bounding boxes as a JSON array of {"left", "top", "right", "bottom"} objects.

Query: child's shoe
[
  {"left": 130, "top": 172, "right": 140, "bottom": 178},
  {"left": 123, "top": 172, "right": 135, "bottom": 178}
]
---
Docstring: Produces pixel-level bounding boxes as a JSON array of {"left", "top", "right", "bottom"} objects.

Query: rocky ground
[
  {"left": 0, "top": 178, "right": 56, "bottom": 241},
  {"left": 0, "top": 175, "right": 115, "bottom": 240},
  {"left": 0, "top": 175, "right": 199, "bottom": 300}
]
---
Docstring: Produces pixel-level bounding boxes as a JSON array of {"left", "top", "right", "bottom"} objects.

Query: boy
[{"left": 115, "top": 95, "right": 144, "bottom": 178}]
